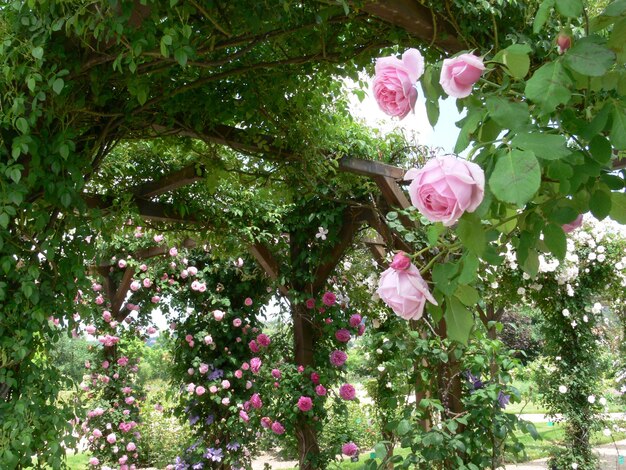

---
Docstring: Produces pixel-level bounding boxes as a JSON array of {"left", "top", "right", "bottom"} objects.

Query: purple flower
[
  {"left": 466, "top": 372, "right": 484, "bottom": 390},
  {"left": 207, "top": 368, "right": 223, "bottom": 381},
  {"left": 498, "top": 391, "right": 510, "bottom": 409},
  {"left": 226, "top": 441, "right": 240, "bottom": 451},
  {"left": 189, "top": 415, "right": 200, "bottom": 425},
  {"left": 205, "top": 415, "right": 214, "bottom": 425},
  {"left": 192, "top": 463, "right": 204, "bottom": 470},
  {"left": 204, "top": 447, "right": 223, "bottom": 462}
]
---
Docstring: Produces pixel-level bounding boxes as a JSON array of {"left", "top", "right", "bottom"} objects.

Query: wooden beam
[
  {"left": 359, "top": 0, "right": 463, "bottom": 53},
  {"left": 84, "top": 194, "right": 197, "bottom": 224},
  {"left": 339, "top": 157, "right": 405, "bottom": 180},
  {"left": 132, "top": 164, "right": 205, "bottom": 198},
  {"left": 364, "top": 236, "right": 387, "bottom": 265},
  {"left": 98, "top": 238, "right": 197, "bottom": 267},
  {"left": 112, "top": 267, "right": 134, "bottom": 320},
  {"left": 373, "top": 175, "right": 412, "bottom": 210},
  {"left": 248, "top": 243, "right": 289, "bottom": 296}
]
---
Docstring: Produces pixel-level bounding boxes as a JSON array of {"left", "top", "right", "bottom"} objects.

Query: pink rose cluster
[
  {"left": 373, "top": 49, "right": 485, "bottom": 118},
  {"left": 405, "top": 155, "right": 485, "bottom": 227},
  {"left": 377, "top": 252, "right": 438, "bottom": 321}
]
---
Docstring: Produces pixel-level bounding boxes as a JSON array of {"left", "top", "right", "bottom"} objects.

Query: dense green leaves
[
  {"left": 489, "top": 150, "right": 541, "bottom": 207},
  {"left": 444, "top": 297, "right": 474, "bottom": 345},
  {"left": 485, "top": 97, "right": 530, "bottom": 131},
  {"left": 511, "top": 133, "right": 569, "bottom": 160}
]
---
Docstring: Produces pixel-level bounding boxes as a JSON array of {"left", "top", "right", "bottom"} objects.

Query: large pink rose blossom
[
  {"left": 330, "top": 350, "right": 347, "bottom": 367},
  {"left": 250, "top": 357, "right": 262, "bottom": 374},
  {"left": 315, "top": 384, "right": 327, "bottom": 396},
  {"left": 250, "top": 393, "right": 263, "bottom": 409},
  {"left": 322, "top": 292, "right": 336, "bottom": 306},
  {"left": 439, "top": 53, "right": 485, "bottom": 98},
  {"left": 335, "top": 329, "right": 351, "bottom": 343},
  {"left": 377, "top": 258, "right": 437, "bottom": 321},
  {"left": 339, "top": 383, "right": 356, "bottom": 401},
  {"left": 297, "top": 396, "right": 313, "bottom": 412},
  {"left": 342, "top": 442, "right": 359, "bottom": 457},
  {"left": 405, "top": 155, "right": 484, "bottom": 226},
  {"left": 562, "top": 214, "right": 583, "bottom": 233},
  {"left": 271, "top": 421, "right": 285, "bottom": 435},
  {"left": 373, "top": 48, "right": 424, "bottom": 119}
]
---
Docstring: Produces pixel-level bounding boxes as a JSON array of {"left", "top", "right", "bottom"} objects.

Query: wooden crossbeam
[
  {"left": 358, "top": 0, "right": 463, "bottom": 52},
  {"left": 339, "top": 157, "right": 405, "bottom": 180},
  {"left": 84, "top": 194, "right": 197, "bottom": 224},
  {"left": 363, "top": 236, "right": 387, "bottom": 265},
  {"left": 131, "top": 164, "right": 205, "bottom": 198},
  {"left": 248, "top": 243, "right": 289, "bottom": 296}
]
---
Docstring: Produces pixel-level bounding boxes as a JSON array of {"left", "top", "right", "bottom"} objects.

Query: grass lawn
[{"left": 66, "top": 451, "right": 90, "bottom": 469}]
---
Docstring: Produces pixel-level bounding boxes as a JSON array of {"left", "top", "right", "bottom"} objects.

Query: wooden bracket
[{"left": 248, "top": 243, "right": 289, "bottom": 296}]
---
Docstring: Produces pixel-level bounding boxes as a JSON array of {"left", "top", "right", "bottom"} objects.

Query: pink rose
[
  {"left": 221, "top": 380, "right": 230, "bottom": 389},
  {"left": 89, "top": 457, "right": 100, "bottom": 466},
  {"left": 239, "top": 410, "right": 250, "bottom": 422},
  {"left": 339, "top": 383, "right": 356, "bottom": 401},
  {"left": 199, "top": 363, "right": 209, "bottom": 374},
  {"left": 250, "top": 393, "right": 263, "bottom": 409},
  {"left": 213, "top": 310, "right": 225, "bottom": 321},
  {"left": 92, "top": 429, "right": 102, "bottom": 438},
  {"left": 250, "top": 357, "right": 262, "bottom": 374},
  {"left": 118, "top": 259, "right": 127, "bottom": 269},
  {"left": 151, "top": 295, "right": 160, "bottom": 303},
  {"left": 233, "top": 318, "right": 242, "bottom": 327},
  {"left": 249, "top": 340, "right": 259, "bottom": 353},
  {"left": 169, "top": 247, "right": 178, "bottom": 256},
  {"left": 154, "top": 234, "right": 164, "bottom": 243},
  {"left": 261, "top": 417, "right": 272, "bottom": 428},
  {"left": 557, "top": 32, "right": 572, "bottom": 54},
  {"left": 297, "top": 396, "right": 313, "bottom": 412},
  {"left": 390, "top": 252, "right": 411, "bottom": 270},
  {"left": 349, "top": 314, "right": 362, "bottom": 328},
  {"left": 126, "top": 442, "right": 136, "bottom": 452},
  {"left": 204, "top": 335, "right": 213, "bottom": 345},
  {"left": 335, "top": 329, "right": 351, "bottom": 343},
  {"left": 305, "top": 298, "right": 316, "bottom": 309},
  {"left": 562, "top": 214, "right": 583, "bottom": 233},
  {"left": 142, "top": 278, "right": 152, "bottom": 288},
  {"left": 92, "top": 283, "right": 102, "bottom": 292},
  {"left": 95, "top": 295, "right": 104, "bottom": 305},
  {"left": 330, "top": 350, "right": 347, "bottom": 367},
  {"left": 244, "top": 297, "right": 253, "bottom": 306},
  {"left": 234, "top": 369, "right": 243, "bottom": 379},
  {"left": 377, "top": 259, "right": 437, "bottom": 321},
  {"left": 372, "top": 48, "right": 424, "bottom": 119},
  {"left": 315, "top": 384, "right": 327, "bottom": 396},
  {"left": 139, "top": 263, "right": 148, "bottom": 271},
  {"left": 106, "top": 433, "right": 116, "bottom": 444},
  {"left": 342, "top": 442, "right": 359, "bottom": 457},
  {"left": 322, "top": 292, "right": 336, "bottom": 306},
  {"left": 188, "top": 266, "right": 198, "bottom": 276},
  {"left": 129, "top": 280, "right": 140, "bottom": 292},
  {"left": 196, "top": 386, "right": 206, "bottom": 396},
  {"left": 85, "top": 325, "right": 97, "bottom": 335},
  {"left": 221, "top": 397, "right": 230, "bottom": 406},
  {"left": 209, "top": 385, "right": 218, "bottom": 394},
  {"left": 439, "top": 53, "right": 485, "bottom": 98},
  {"left": 405, "top": 155, "right": 484, "bottom": 226},
  {"left": 103, "top": 311, "right": 112, "bottom": 322},
  {"left": 257, "top": 333, "right": 271, "bottom": 347},
  {"left": 271, "top": 421, "right": 285, "bottom": 435},
  {"left": 310, "top": 372, "right": 320, "bottom": 384}
]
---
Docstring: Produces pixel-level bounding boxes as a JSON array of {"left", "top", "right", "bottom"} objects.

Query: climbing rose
[
  {"left": 305, "top": 298, "right": 316, "bottom": 309},
  {"left": 249, "top": 340, "right": 259, "bottom": 353},
  {"left": 129, "top": 280, "right": 140, "bottom": 291},
  {"left": 373, "top": 48, "right": 424, "bottom": 119},
  {"left": 250, "top": 393, "right": 263, "bottom": 409},
  {"left": 377, "top": 257, "right": 437, "bottom": 321},
  {"left": 315, "top": 384, "right": 327, "bottom": 396},
  {"left": 261, "top": 417, "right": 272, "bottom": 428},
  {"left": 342, "top": 442, "right": 359, "bottom": 457},
  {"left": 390, "top": 251, "right": 411, "bottom": 270},
  {"left": 196, "top": 386, "right": 206, "bottom": 396},
  {"left": 310, "top": 372, "right": 320, "bottom": 384},
  {"left": 405, "top": 155, "right": 484, "bottom": 226},
  {"left": 322, "top": 292, "right": 336, "bottom": 306},
  {"left": 250, "top": 357, "right": 262, "bottom": 374},
  {"left": 257, "top": 333, "right": 271, "bottom": 347},
  {"left": 439, "top": 53, "right": 485, "bottom": 98},
  {"left": 126, "top": 442, "right": 136, "bottom": 452},
  {"left": 213, "top": 310, "right": 225, "bottom": 321},
  {"left": 297, "top": 396, "right": 313, "bottom": 412},
  {"left": 562, "top": 214, "right": 583, "bottom": 233},
  {"left": 106, "top": 433, "right": 116, "bottom": 444},
  {"left": 271, "top": 368, "right": 281, "bottom": 379},
  {"left": 244, "top": 297, "right": 253, "bottom": 306},
  {"left": 335, "top": 329, "right": 351, "bottom": 343},
  {"left": 339, "top": 383, "right": 356, "bottom": 401},
  {"left": 349, "top": 314, "right": 362, "bottom": 328},
  {"left": 89, "top": 457, "right": 100, "bottom": 466},
  {"left": 271, "top": 421, "right": 285, "bottom": 435},
  {"left": 330, "top": 350, "right": 347, "bottom": 367}
]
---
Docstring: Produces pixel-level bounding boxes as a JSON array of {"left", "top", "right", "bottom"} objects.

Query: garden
[{"left": 1, "top": 1, "right": 626, "bottom": 469}]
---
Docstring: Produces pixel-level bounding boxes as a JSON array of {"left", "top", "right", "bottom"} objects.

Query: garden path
[{"left": 504, "top": 438, "right": 626, "bottom": 470}]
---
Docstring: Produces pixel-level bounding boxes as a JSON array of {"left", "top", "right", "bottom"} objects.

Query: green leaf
[
  {"left": 525, "top": 62, "right": 572, "bottom": 114},
  {"left": 456, "top": 215, "right": 485, "bottom": 256},
  {"left": 426, "top": 100, "right": 440, "bottom": 127},
  {"left": 489, "top": 149, "right": 541, "bottom": 207},
  {"left": 52, "top": 78, "right": 64, "bottom": 95},
  {"left": 609, "top": 191, "right": 626, "bottom": 223},
  {"left": 564, "top": 38, "right": 616, "bottom": 77},
  {"left": 511, "top": 133, "right": 569, "bottom": 160},
  {"left": 427, "top": 223, "right": 445, "bottom": 246},
  {"left": 454, "top": 110, "right": 484, "bottom": 154},
  {"left": 502, "top": 44, "right": 531, "bottom": 79},
  {"left": 59, "top": 143, "right": 69, "bottom": 159},
  {"left": 432, "top": 262, "right": 459, "bottom": 296},
  {"left": 534, "top": 0, "right": 555, "bottom": 34},
  {"left": 374, "top": 442, "right": 387, "bottom": 460},
  {"left": 15, "top": 117, "right": 28, "bottom": 134},
  {"left": 485, "top": 97, "right": 530, "bottom": 131},
  {"left": 555, "top": 0, "right": 583, "bottom": 17},
  {"left": 543, "top": 223, "right": 567, "bottom": 259},
  {"left": 611, "top": 105, "right": 626, "bottom": 150},
  {"left": 445, "top": 297, "right": 474, "bottom": 345},
  {"left": 455, "top": 284, "right": 479, "bottom": 306},
  {"left": 590, "top": 187, "right": 612, "bottom": 219},
  {"left": 0, "top": 213, "right": 9, "bottom": 229},
  {"left": 174, "top": 48, "right": 188, "bottom": 67},
  {"left": 589, "top": 135, "right": 612, "bottom": 164},
  {"left": 458, "top": 253, "right": 479, "bottom": 284},
  {"left": 397, "top": 419, "right": 412, "bottom": 436},
  {"left": 31, "top": 46, "right": 43, "bottom": 60}
]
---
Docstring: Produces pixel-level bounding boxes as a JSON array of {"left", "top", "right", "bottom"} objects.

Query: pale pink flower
[
  {"left": 440, "top": 53, "right": 485, "bottom": 98},
  {"left": 169, "top": 247, "right": 178, "bottom": 256},
  {"left": 153, "top": 234, "right": 164, "bottom": 243},
  {"left": 405, "top": 155, "right": 484, "bottom": 226},
  {"left": 244, "top": 297, "right": 253, "bottom": 306},
  {"left": 142, "top": 278, "right": 152, "bottom": 288},
  {"left": 106, "top": 433, "right": 116, "bottom": 444},
  {"left": 373, "top": 48, "right": 424, "bottom": 118},
  {"left": 563, "top": 214, "right": 583, "bottom": 233},
  {"left": 196, "top": 386, "right": 206, "bottom": 396},
  {"left": 234, "top": 369, "right": 243, "bottom": 379},
  {"left": 129, "top": 280, "right": 140, "bottom": 291},
  {"left": 199, "top": 363, "right": 209, "bottom": 374},
  {"left": 213, "top": 310, "right": 225, "bottom": 321}
]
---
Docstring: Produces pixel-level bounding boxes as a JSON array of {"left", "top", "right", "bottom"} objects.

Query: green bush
[
  {"left": 320, "top": 395, "right": 379, "bottom": 453},
  {"left": 137, "top": 382, "right": 193, "bottom": 468}
]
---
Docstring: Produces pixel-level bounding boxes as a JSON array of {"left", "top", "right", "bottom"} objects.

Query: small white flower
[
  {"left": 598, "top": 254, "right": 606, "bottom": 262},
  {"left": 562, "top": 308, "right": 570, "bottom": 317},
  {"left": 517, "top": 287, "right": 526, "bottom": 295},
  {"left": 490, "top": 281, "right": 499, "bottom": 289},
  {"left": 592, "top": 302, "right": 602, "bottom": 314},
  {"left": 583, "top": 315, "right": 589, "bottom": 323},
  {"left": 522, "top": 272, "right": 530, "bottom": 280},
  {"left": 597, "top": 246, "right": 606, "bottom": 253},
  {"left": 588, "top": 252, "right": 597, "bottom": 261},
  {"left": 376, "top": 348, "right": 383, "bottom": 354},
  {"left": 603, "top": 428, "right": 611, "bottom": 437},
  {"left": 571, "top": 464, "right": 578, "bottom": 469},
  {"left": 559, "top": 385, "right": 568, "bottom": 393},
  {"left": 599, "top": 397, "right": 607, "bottom": 406},
  {"left": 315, "top": 227, "right": 328, "bottom": 241},
  {"left": 556, "top": 356, "right": 562, "bottom": 361},
  {"left": 377, "top": 365, "right": 385, "bottom": 372},
  {"left": 571, "top": 320, "right": 577, "bottom": 328},
  {"left": 588, "top": 395, "right": 596, "bottom": 404}
]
